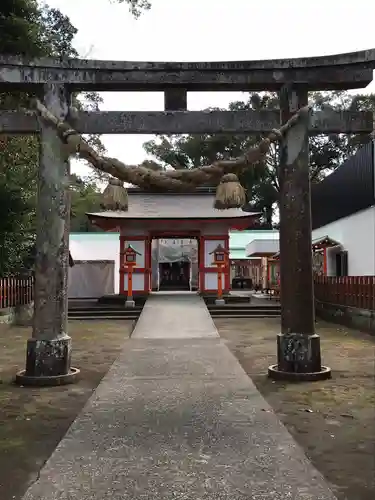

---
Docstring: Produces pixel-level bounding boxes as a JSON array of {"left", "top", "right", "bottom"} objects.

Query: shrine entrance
[
  {"left": 159, "top": 262, "right": 190, "bottom": 291},
  {"left": 151, "top": 236, "right": 199, "bottom": 292}
]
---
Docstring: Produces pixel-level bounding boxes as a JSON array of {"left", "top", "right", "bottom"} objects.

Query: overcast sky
[{"left": 46, "top": 0, "right": 375, "bottom": 178}]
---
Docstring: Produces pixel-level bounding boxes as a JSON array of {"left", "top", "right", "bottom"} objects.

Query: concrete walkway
[
  {"left": 132, "top": 292, "right": 219, "bottom": 339},
  {"left": 23, "top": 293, "right": 336, "bottom": 500}
]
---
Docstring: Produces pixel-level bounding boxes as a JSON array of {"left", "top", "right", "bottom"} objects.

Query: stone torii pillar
[
  {"left": 16, "top": 83, "right": 79, "bottom": 386},
  {"left": 268, "top": 85, "right": 331, "bottom": 381}
]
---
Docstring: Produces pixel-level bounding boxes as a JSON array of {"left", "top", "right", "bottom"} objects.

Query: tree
[
  {"left": 70, "top": 175, "right": 102, "bottom": 232},
  {"left": 143, "top": 91, "right": 375, "bottom": 226},
  {"left": 0, "top": 0, "right": 44, "bottom": 57},
  {"left": 114, "top": 0, "right": 151, "bottom": 18},
  {"left": 0, "top": 0, "right": 105, "bottom": 274}
]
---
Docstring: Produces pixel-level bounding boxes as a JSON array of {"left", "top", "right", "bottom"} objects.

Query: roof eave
[
  {"left": 312, "top": 235, "right": 342, "bottom": 248},
  {"left": 86, "top": 212, "right": 260, "bottom": 220}
]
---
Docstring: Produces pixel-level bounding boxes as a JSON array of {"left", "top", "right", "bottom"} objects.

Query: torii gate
[{"left": 0, "top": 50, "right": 374, "bottom": 385}]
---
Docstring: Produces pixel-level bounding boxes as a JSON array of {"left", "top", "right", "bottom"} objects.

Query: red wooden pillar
[
  {"left": 223, "top": 234, "right": 230, "bottom": 292},
  {"left": 323, "top": 248, "right": 328, "bottom": 275},
  {"left": 198, "top": 235, "right": 205, "bottom": 293},
  {"left": 119, "top": 235, "right": 125, "bottom": 295},
  {"left": 145, "top": 237, "right": 152, "bottom": 292}
]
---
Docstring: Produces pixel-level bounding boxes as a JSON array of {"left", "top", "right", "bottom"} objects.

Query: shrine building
[{"left": 86, "top": 188, "right": 259, "bottom": 296}]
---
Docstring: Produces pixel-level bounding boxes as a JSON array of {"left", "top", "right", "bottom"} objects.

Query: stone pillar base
[
  {"left": 268, "top": 333, "right": 331, "bottom": 381},
  {"left": 125, "top": 299, "right": 135, "bottom": 308},
  {"left": 215, "top": 298, "right": 225, "bottom": 306},
  {"left": 15, "top": 336, "right": 80, "bottom": 387}
]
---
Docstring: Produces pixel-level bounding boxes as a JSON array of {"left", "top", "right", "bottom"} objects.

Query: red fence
[
  {"left": 314, "top": 276, "right": 375, "bottom": 311},
  {"left": 0, "top": 276, "right": 34, "bottom": 309},
  {"left": 1, "top": 274, "right": 374, "bottom": 311}
]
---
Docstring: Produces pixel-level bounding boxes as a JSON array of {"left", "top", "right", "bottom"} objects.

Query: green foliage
[
  {"left": 0, "top": 0, "right": 43, "bottom": 56},
  {"left": 144, "top": 91, "right": 375, "bottom": 227},
  {"left": 0, "top": 0, "right": 104, "bottom": 275},
  {"left": 0, "top": 0, "right": 78, "bottom": 58},
  {"left": 113, "top": 0, "right": 151, "bottom": 18},
  {"left": 70, "top": 175, "right": 102, "bottom": 232},
  {"left": 0, "top": 135, "right": 38, "bottom": 275}
]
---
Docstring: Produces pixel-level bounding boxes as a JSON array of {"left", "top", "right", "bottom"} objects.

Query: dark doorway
[
  {"left": 335, "top": 251, "right": 348, "bottom": 277},
  {"left": 159, "top": 261, "right": 190, "bottom": 291}
]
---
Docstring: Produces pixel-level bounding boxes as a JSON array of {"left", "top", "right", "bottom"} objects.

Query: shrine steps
[
  {"left": 207, "top": 304, "right": 281, "bottom": 318},
  {"left": 203, "top": 295, "right": 281, "bottom": 318},
  {"left": 67, "top": 305, "right": 281, "bottom": 321},
  {"left": 67, "top": 295, "right": 281, "bottom": 321},
  {"left": 157, "top": 284, "right": 192, "bottom": 292},
  {"left": 68, "top": 303, "right": 144, "bottom": 321}
]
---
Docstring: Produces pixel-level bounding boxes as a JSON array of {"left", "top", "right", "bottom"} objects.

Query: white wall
[{"left": 312, "top": 206, "right": 375, "bottom": 276}]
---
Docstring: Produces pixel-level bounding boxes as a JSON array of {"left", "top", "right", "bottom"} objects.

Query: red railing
[
  {"left": 1, "top": 274, "right": 374, "bottom": 311},
  {"left": 0, "top": 276, "right": 34, "bottom": 309},
  {"left": 314, "top": 276, "right": 375, "bottom": 311}
]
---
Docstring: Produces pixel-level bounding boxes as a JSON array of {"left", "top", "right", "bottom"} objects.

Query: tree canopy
[
  {"left": 114, "top": 0, "right": 151, "bottom": 18},
  {"left": 0, "top": 0, "right": 103, "bottom": 275}
]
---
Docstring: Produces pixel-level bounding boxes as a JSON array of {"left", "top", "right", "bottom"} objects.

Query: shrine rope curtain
[{"left": 151, "top": 240, "right": 199, "bottom": 289}]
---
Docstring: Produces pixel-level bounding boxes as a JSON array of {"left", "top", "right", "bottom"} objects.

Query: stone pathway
[
  {"left": 22, "top": 292, "right": 336, "bottom": 499},
  {"left": 132, "top": 291, "right": 219, "bottom": 339}
]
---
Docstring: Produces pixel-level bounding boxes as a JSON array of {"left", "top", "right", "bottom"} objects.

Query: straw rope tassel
[
  {"left": 214, "top": 173, "right": 246, "bottom": 210},
  {"left": 101, "top": 178, "right": 129, "bottom": 211}
]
